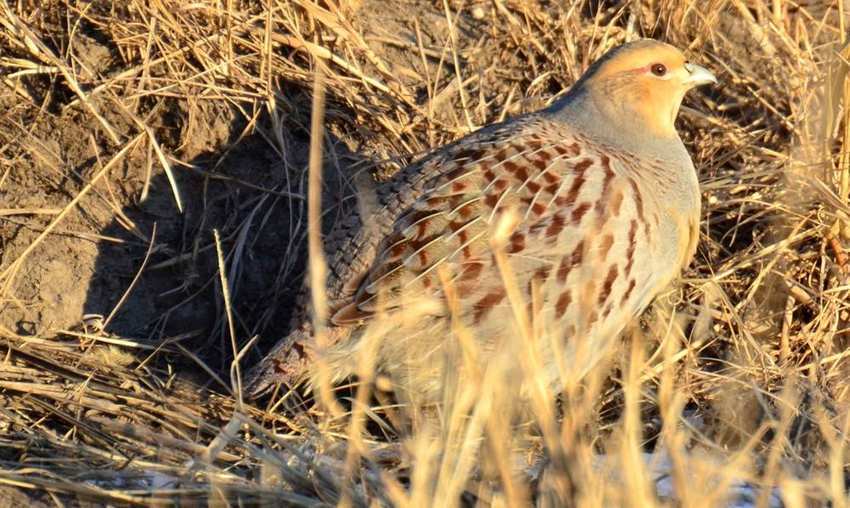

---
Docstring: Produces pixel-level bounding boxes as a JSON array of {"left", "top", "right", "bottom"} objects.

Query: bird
[{"left": 247, "top": 39, "right": 716, "bottom": 407}]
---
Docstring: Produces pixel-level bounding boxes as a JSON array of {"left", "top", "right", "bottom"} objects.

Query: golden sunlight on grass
[{"left": 1, "top": 0, "right": 850, "bottom": 506}]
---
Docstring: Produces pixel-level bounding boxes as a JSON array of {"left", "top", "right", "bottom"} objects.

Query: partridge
[{"left": 248, "top": 39, "right": 716, "bottom": 404}]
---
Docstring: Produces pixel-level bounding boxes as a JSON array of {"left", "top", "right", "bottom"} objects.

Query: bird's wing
[
  {"left": 324, "top": 115, "right": 630, "bottom": 328},
  {"left": 315, "top": 116, "right": 542, "bottom": 318}
]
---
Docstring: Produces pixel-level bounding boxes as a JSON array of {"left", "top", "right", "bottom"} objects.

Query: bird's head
[{"left": 564, "top": 39, "right": 716, "bottom": 140}]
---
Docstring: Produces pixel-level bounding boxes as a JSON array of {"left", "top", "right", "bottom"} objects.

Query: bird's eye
[{"left": 651, "top": 63, "right": 667, "bottom": 76}]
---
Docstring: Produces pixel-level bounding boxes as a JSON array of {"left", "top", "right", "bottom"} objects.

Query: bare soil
[{"left": 1, "top": 0, "right": 848, "bottom": 505}]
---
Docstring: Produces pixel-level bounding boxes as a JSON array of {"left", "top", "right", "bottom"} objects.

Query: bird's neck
[
  {"left": 547, "top": 85, "right": 685, "bottom": 161},
  {"left": 546, "top": 84, "right": 699, "bottom": 218}
]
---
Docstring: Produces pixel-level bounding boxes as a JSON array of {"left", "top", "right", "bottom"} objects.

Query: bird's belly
[{"left": 322, "top": 202, "right": 693, "bottom": 402}]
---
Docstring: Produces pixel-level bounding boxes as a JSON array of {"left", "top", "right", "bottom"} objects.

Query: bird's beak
[{"left": 683, "top": 62, "right": 717, "bottom": 87}]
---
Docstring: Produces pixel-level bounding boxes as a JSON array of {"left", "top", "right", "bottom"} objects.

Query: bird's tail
[{"left": 244, "top": 324, "right": 314, "bottom": 399}]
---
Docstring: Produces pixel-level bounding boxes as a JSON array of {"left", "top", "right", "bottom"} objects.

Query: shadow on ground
[{"left": 79, "top": 94, "right": 377, "bottom": 387}]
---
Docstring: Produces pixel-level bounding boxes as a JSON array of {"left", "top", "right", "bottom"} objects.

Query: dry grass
[{"left": 1, "top": 0, "right": 850, "bottom": 506}]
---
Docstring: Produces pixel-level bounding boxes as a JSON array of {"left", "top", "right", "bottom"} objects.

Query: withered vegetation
[{"left": 1, "top": 0, "right": 850, "bottom": 506}]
